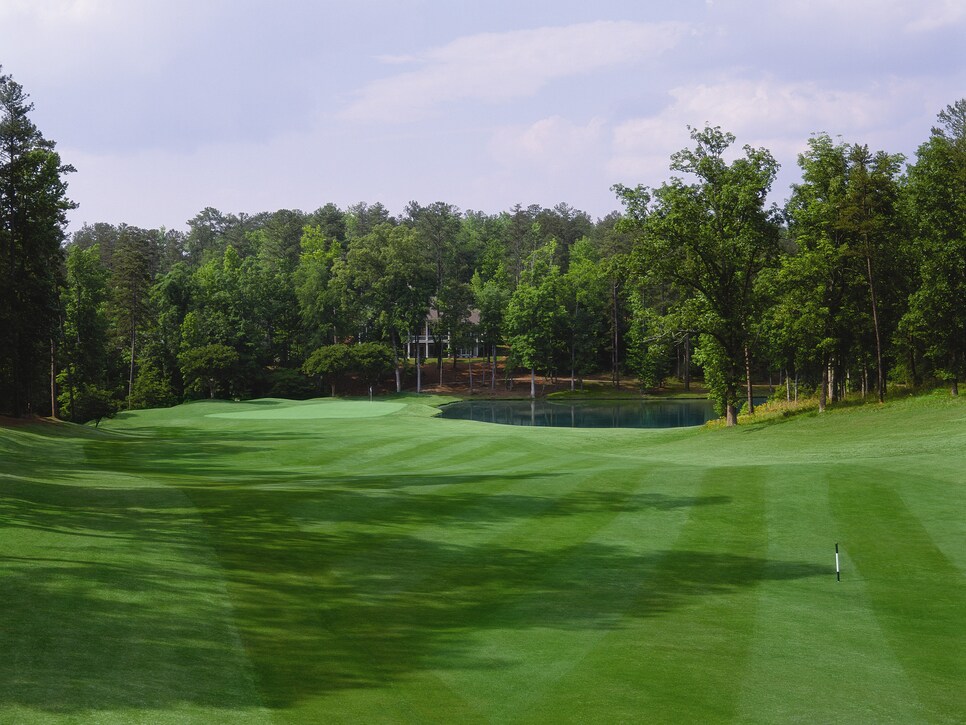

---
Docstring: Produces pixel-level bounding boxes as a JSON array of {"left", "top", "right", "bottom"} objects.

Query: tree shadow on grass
[
  {"left": 0, "top": 555, "right": 262, "bottom": 713},
  {"left": 1, "top": 470, "right": 828, "bottom": 714},
  {"left": 2, "top": 425, "right": 829, "bottom": 715}
]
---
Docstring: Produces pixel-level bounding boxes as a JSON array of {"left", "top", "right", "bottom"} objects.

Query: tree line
[{"left": 2, "top": 67, "right": 963, "bottom": 425}]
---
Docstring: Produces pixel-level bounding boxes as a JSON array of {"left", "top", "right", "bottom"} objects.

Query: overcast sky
[{"left": 3, "top": 0, "right": 965, "bottom": 232}]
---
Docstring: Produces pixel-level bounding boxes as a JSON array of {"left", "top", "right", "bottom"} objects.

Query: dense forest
[{"left": 2, "top": 67, "right": 964, "bottom": 425}]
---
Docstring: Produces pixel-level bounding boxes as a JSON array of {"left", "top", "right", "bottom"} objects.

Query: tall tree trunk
[
  {"left": 67, "top": 361, "right": 75, "bottom": 421},
  {"left": 491, "top": 344, "right": 497, "bottom": 391},
  {"left": 819, "top": 360, "right": 828, "bottom": 413},
  {"left": 128, "top": 325, "right": 136, "bottom": 408},
  {"left": 49, "top": 337, "right": 56, "bottom": 418},
  {"left": 744, "top": 345, "right": 755, "bottom": 415},
  {"left": 785, "top": 368, "right": 791, "bottom": 402},
  {"left": 570, "top": 335, "right": 576, "bottom": 392},
  {"left": 611, "top": 280, "right": 620, "bottom": 391},
  {"left": 468, "top": 357, "right": 473, "bottom": 393},
  {"left": 390, "top": 330, "right": 402, "bottom": 393},
  {"left": 952, "top": 353, "right": 960, "bottom": 396},
  {"left": 683, "top": 332, "right": 691, "bottom": 391},
  {"left": 865, "top": 253, "right": 885, "bottom": 403},
  {"left": 416, "top": 339, "right": 422, "bottom": 393},
  {"left": 530, "top": 368, "right": 536, "bottom": 400},
  {"left": 726, "top": 402, "right": 738, "bottom": 426}
]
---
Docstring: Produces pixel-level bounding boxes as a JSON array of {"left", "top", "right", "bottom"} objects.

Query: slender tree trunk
[
  {"left": 865, "top": 254, "right": 885, "bottom": 403},
  {"left": 683, "top": 332, "right": 691, "bottom": 391},
  {"left": 128, "top": 325, "right": 136, "bottom": 408},
  {"left": 530, "top": 367, "right": 536, "bottom": 400},
  {"left": 490, "top": 342, "right": 496, "bottom": 390},
  {"left": 819, "top": 360, "right": 828, "bottom": 413},
  {"left": 570, "top": 335, "right": 576, "bottom": 392},
  {"left": 469, "top": 357, "right": 473, "bottom": 393},
  {"left": 612, "top": 281, "right": 620, "bottom": 391},
  {"left": 951, "top": 353, "right": 960, "bottom": 396},
  {"left": 492, "top": 344, "right": 497, "bottom": 391},
  {"left": 744, "top": 345, "right": 755, "bottom": 415},
  {"left": 828, "top": 362, "right": 836, "bottom": 403},
  {"left": 49, "top": 337, "right": 57, "bottom": 418},
  {"left": 785, "top": 368, "right": 791, "bottom": 402},
  {"left": 390, "top": 330, "right": 402, "bottom": 393},
  {"left": 416, "top": 339, "right": 422, "bottom": 393},
  {"left": 67, "top": 361, "right": 75, "bottom": 421}
]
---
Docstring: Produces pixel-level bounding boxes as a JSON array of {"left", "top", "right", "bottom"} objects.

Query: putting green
[{"left": 207, "top": 400, "right": 405, "bottom": 420}]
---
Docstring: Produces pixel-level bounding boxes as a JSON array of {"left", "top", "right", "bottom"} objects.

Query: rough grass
[{"left": 1, "top": 392, "right": 964, "bottom": 723}]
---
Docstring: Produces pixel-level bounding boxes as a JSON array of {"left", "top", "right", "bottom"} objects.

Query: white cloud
[
  {"left": 342, "top": 20, "right": 687, "bottom": 122},
  {"left": 608, "top": 78, "right": 931, "bottom": 181},
  {"left": 905, "top": 0, "right": 966, "bottom": 31},
  {"left": 490, "top": 116, "right": 607, "bottom": 170},
  {"left": 770, "top": 0, "right": 966, "bottom": 32},
  {"left": 0, "top": 0, "right": 224, "bottom": 81}
]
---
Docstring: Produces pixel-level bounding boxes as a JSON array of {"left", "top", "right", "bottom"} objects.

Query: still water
[{"left": 439, "top": 398, "right": 734, "bottom": 429}]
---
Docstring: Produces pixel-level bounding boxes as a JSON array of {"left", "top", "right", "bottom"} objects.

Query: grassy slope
[{"left": 1, "top": 393, "right": 964, "bottom": 723}]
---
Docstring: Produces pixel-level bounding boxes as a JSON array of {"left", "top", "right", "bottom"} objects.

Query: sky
[{"left": 2, "top": 0, "right": 965, "bottom": 233}]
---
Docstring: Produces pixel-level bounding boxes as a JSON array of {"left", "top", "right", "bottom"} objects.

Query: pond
[{"left": 438, "top": 398, "right": 751, "bottom": 429}]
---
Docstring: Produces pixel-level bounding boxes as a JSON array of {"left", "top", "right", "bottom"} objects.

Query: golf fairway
[{"left": 1, "top": 393, "right": 964, "bottom": 723}]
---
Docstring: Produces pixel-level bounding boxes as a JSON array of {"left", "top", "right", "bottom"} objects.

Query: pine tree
[{"left": 0, "top": 67, "right": 75, "bottom": 416}]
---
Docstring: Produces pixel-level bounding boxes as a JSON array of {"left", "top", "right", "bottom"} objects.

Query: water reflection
[{"left": 439, "top": 399, "right": 739, "bottom": 429}]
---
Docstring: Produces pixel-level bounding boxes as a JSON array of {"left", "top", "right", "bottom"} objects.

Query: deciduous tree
[{"left": 616, "top": 126, "right": 782, "bottom": 424}]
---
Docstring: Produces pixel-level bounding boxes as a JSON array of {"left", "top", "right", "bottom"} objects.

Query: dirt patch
[
  {"left": 407, "top": 361, "right": 633, "bottom": 398},
  {"left": 0, "top": 415, "right": 62, "bottom": 428}
]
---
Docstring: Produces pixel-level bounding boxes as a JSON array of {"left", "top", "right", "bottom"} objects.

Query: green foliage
[
  {"left": 901, "top": 99, "right": 966, "bottom": 393},
  {"left": 179, "top": 343, "right": 240, "bottom": 399},
  {"left": 626, "top": 302, "right": 672, "bottom": 389},
  {"left": 57, "top": 381, "right": 116, "bottom": 424},
  {"left": 294, "top": 225, "right": 343, "bottom": 349},
  {"left": 351, "top": 342, "right": 395, "bottom": 388},
  {"left": 617, "top": 126, "right": 782, "bottom": 422},
  {"left": 505, "top": 241, "right": 566, "bottom": 378},
  {"left": 21, "top": 98, "right": 966, "bottom": 416},
  {"left": 303, "top": 343, "right": 353, "bottom": 395},
  {"left": 60, "top": 244, "right": 112, "bottom": 398},
  {"left": 0, "top": 67, "right": 75, "bottom": 416},
  {"left": 128, "top": 360, "right": 178, "bottom": 410},
  {"left": 471, "top": 268, "right": 510, "bottom": 353},
  {"left": 560, "top": 238, "right": 610, "bottom": 383},
  {"left": 779, "top": 133, "right": 909, "bottom": 404},
  {"left": 265, "top": 368, "right": 316, "bottom": 400},
  {"left": 303, "top": 342, "right": 394, "bottom": 393}
]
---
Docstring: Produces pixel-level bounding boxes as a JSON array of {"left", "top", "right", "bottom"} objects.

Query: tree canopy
[{"left": 2, "top": 67, "right": 963, "bottom": 423}]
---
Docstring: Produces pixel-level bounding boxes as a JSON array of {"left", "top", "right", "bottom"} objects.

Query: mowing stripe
[
  {"left": 522, "top": 465, "right": 768, "bottom": 722},
  {"left": 830, "top": 470, "right": 966, "bottom": 723},
  {"left": 738, "top": 465, "right": 921, "bottom": 723}
]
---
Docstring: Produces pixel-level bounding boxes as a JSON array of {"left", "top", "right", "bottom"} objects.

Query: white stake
[{"left": 835, "top": 543, "right": 840, "bottom": 582}]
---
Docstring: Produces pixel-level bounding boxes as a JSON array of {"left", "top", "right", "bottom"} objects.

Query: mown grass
[{"left": 1, "top": 392, "right": 964, "bottom": 723}]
